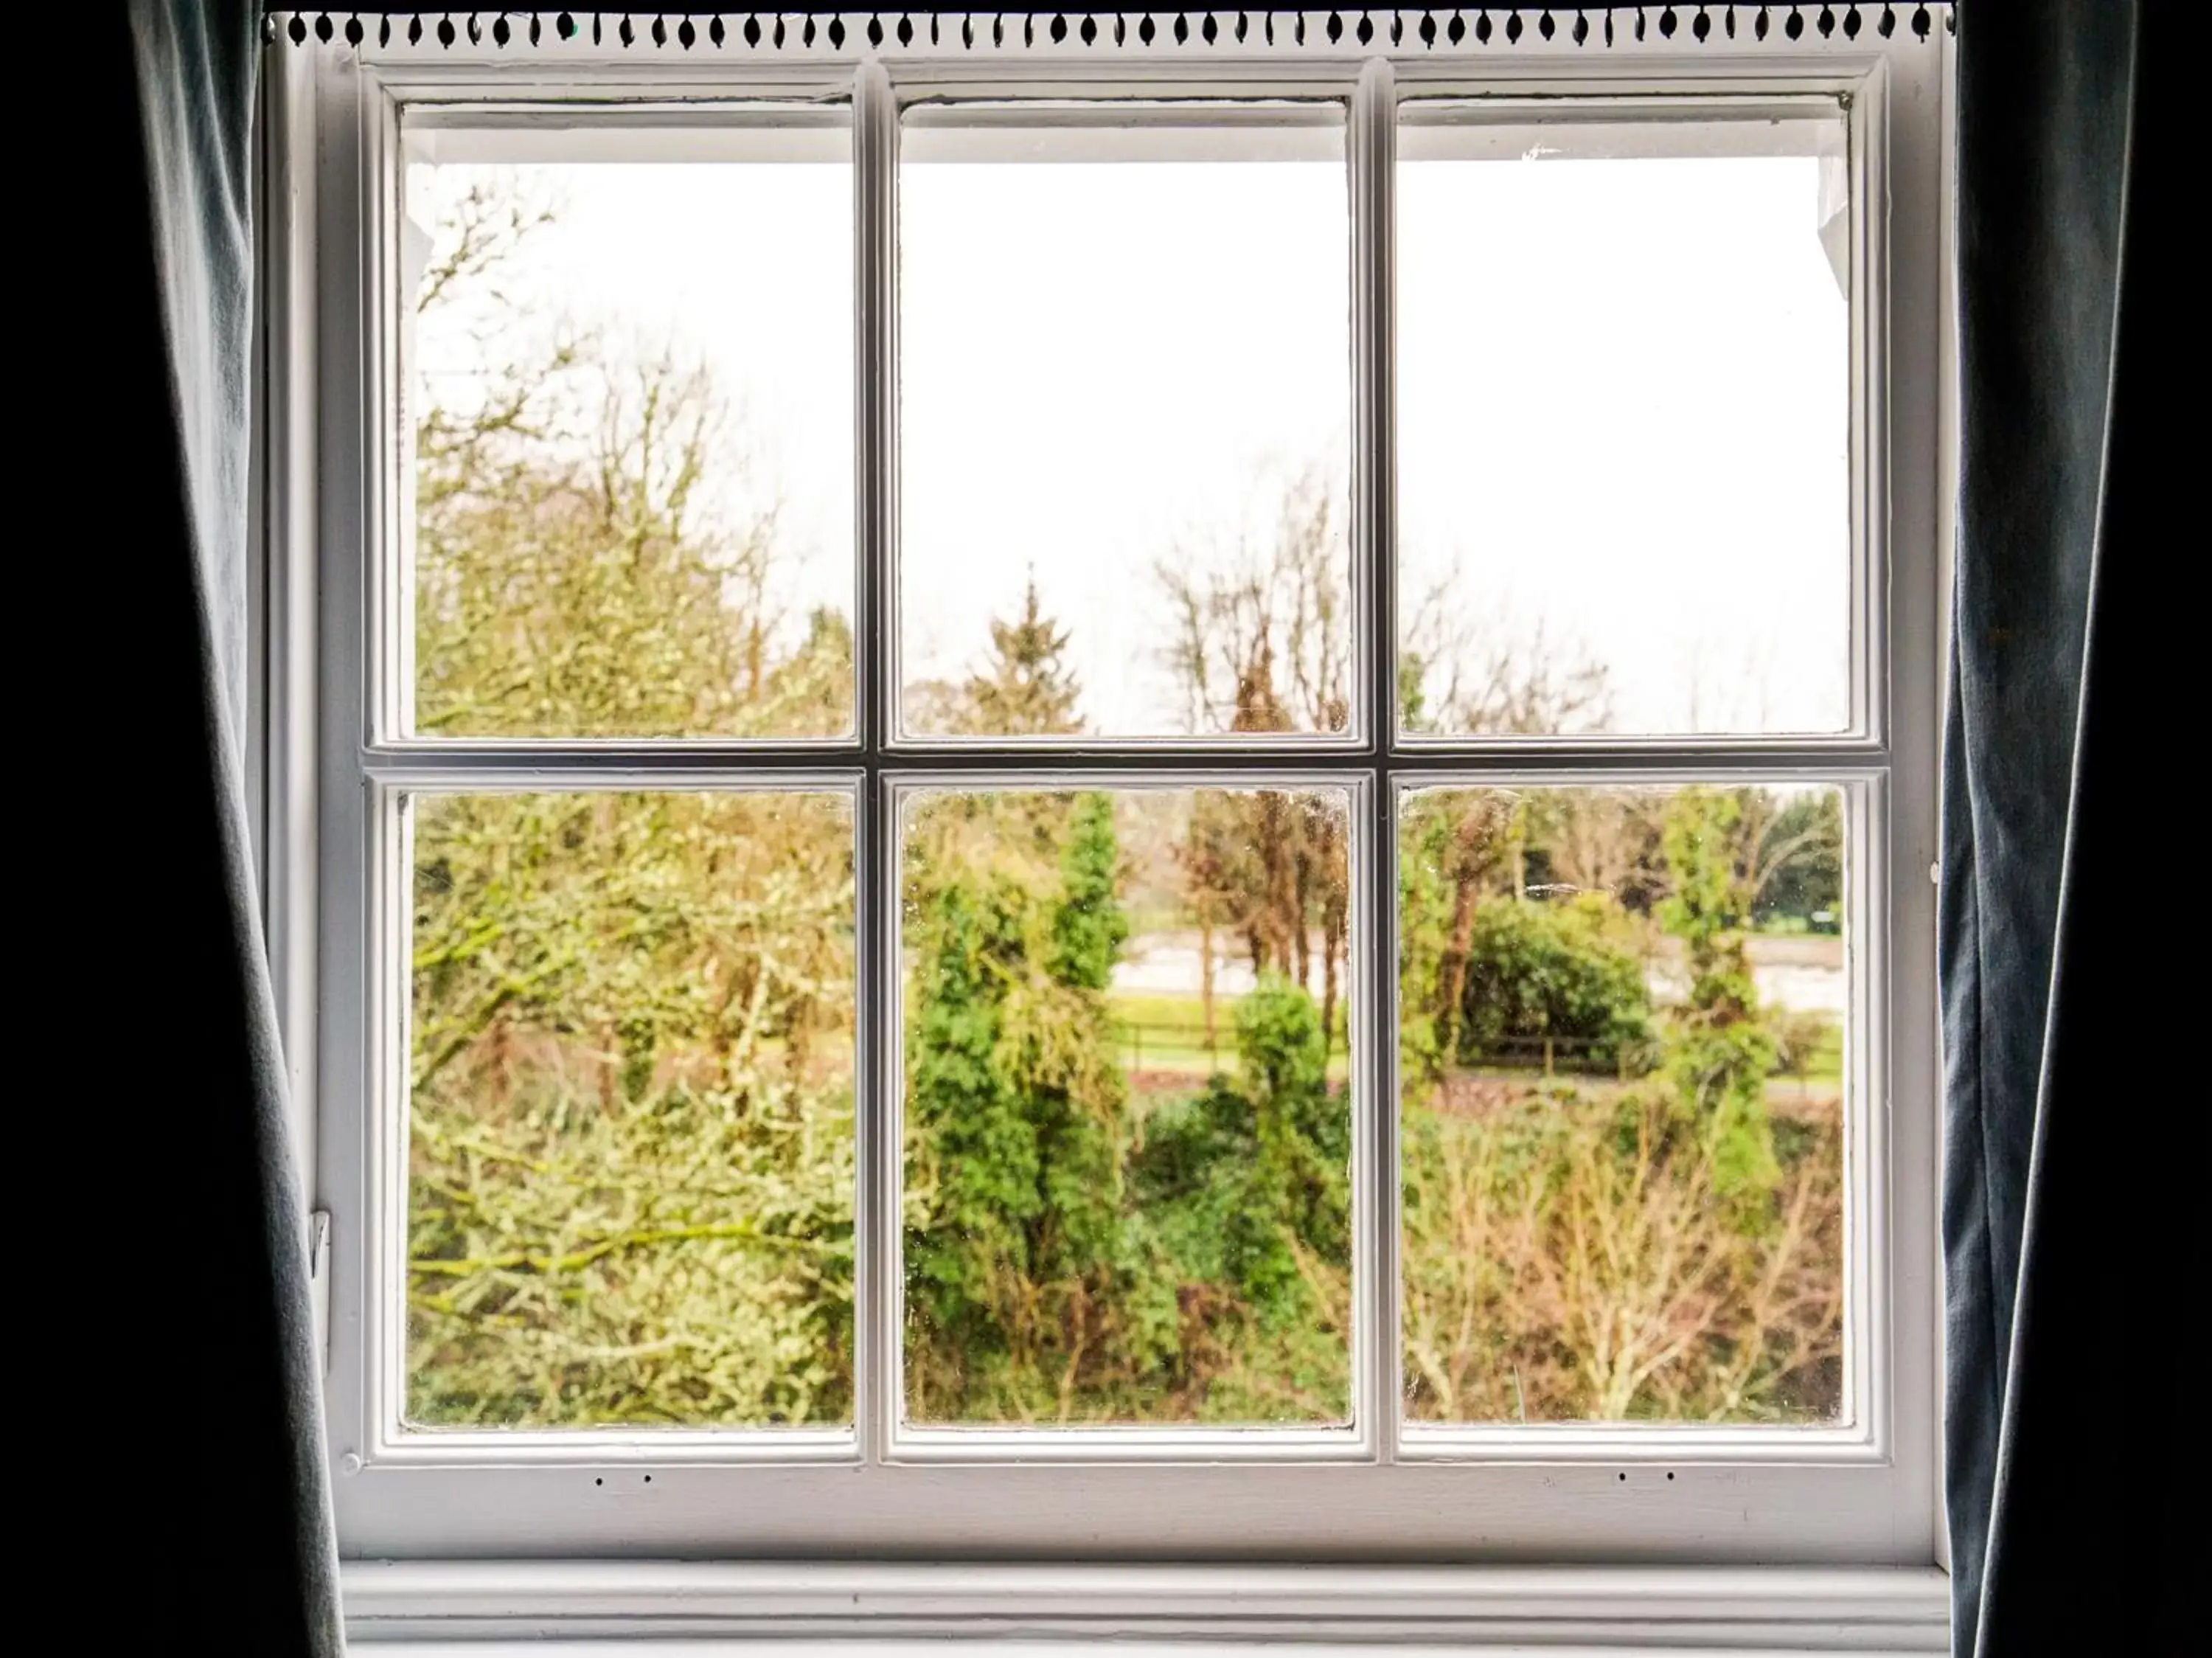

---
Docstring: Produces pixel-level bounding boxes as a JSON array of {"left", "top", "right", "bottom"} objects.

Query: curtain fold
[
  {"left": 124, "top": 2, "right": 342, "bottom": 1649},
  {"left": 1944, "top": 2, "right": 2176, "bottom": 1652}
]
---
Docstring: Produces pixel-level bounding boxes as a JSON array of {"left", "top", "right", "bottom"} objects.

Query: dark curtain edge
[
  {"left": 122, "top": 1, "right": 344, "bottom": 1651},
  {"left": 1947, "top": 1, "right": 2181, "bottom": 1653}
]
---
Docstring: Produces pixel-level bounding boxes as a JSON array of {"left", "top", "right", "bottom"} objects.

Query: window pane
[
  {"left": 404, "top": 132, "right": 854, "bottom": 738},
  {"left": 1397, "top": 784, "right": 1847, "bottom": 1424},
  {"left": 1397, "top": 116, "right": 1851, "bottom": 738},
  {"left": 900, "top": 785, "right": 1354, "bottom": 1425},
  {"left": 900, "top": 110, "right": 1353, "bottom": 740},
  {"left": 406, "top": 790, "right": 855, "bottom": 1429}
]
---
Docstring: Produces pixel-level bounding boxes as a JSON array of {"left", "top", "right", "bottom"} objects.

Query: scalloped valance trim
[{"left": 269, "top": 6, "right": 1952, "bottom": 55}]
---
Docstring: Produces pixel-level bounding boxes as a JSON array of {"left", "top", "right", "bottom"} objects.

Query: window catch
[{"left": 308, "top": 1210, "right": 332, "bottom": 1376}]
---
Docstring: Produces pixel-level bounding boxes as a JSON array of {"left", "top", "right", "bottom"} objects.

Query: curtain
[
  {"left": 122, "top": 2, "right": 341, "bottom": 1649},
  {"left": 1944, "top": 3, "right": 2177, "bottom": 1652}
]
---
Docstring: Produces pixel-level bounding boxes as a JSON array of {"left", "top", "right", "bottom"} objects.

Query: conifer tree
[
  {"left": 1658, "top": 788, "right": 1781, "bottom": 1223},
  {"left": 962, "top": 575, "right": 1084, "bottom": 735}
]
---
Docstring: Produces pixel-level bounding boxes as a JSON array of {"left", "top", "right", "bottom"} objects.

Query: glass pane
[
  {"left": 1397, "top": 116, "right": 1851, "bottom": 737},
  {"left": 900, "top": 785, "right": 1354, "bottom": 1425},
  {"left": 406, "top": 790, "right": 855, "bottom": 1429},
  {"left": 900, "top": 110, "right": 1354, "bottom": 740},
  {"left": 403, "top": 131, "right": 854, "bottom": 738},
  {"left": 1397, "top": 784, "right": 1847, "bottom": 1424}
]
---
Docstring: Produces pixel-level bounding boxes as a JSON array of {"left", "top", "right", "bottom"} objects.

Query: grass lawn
[
  {"left": 1107, "top": 990, "right": 1349, "bottom": 1083},
  {"left": 1104, "top": 991, "right": 1834, "bottom": 1092}
]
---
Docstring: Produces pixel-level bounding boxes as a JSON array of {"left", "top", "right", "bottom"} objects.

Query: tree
[
  {"left": 1391, "top": 617, "right": 1619, "bottom": 1079},
  {"left": 1751, "top": 792, "right": 1845, "bottom": 930},
  {"left": 403, "top": 179, "right": 858, "bottom": 1426},
  {"left": 1129, "top": 977, "right": 1352, "bottom": 1408},
  {"left": 1155, "top": 467, "right": 1349, "bottom": 740},
  {"left": 1051, "top": 791, "right": 1129, "bottom": 990},
  {"left": 1156, "top": 472, "right": 1352, "bottom": 1042},
  {"left": 1658, "top": 789, "right": 1781, "bottom": 1221},
  {"left": 1397, "top": 786, "right": 1842, "bottom": 1423},
  {"left": 959, "top": 575, "right": 1084, "bottom": 736},
  {"left": 1399, "top": 587, "right": 1613, "bottom": 739},
  {"left": 1451, "top": 896, "right": 1655, "bottom": 1075},
  {"left": 901, "top": 785, "right": 1138, "bottom": 1421}
]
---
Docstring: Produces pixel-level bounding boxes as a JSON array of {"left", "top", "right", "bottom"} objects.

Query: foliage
[
  {"left": 1126, "top": 979, "right": 1352, "bottom": 1418},
  {"left": 1451, "top": 895, "right": 1655, "bottom": 1075},
  {"left": 1394, "top": 783, "right": 1843, "bottom": 1420},
  {"left": 903, "top": 794, "right": 1352, "bottom": 1423},
  {"left": 1400, "top": 1085, "right": 1841, "bottom": 1423},
  {"left": 408, "top": 791, "right": 855, "bottom": 1426},
  {"left": 405, "top": 178, "right": 855, "bottom": 1426},
  {"left": 1657, "top": 789, "right": 1781, "bottom": 1223},
  {"left": 406, "top": 180, "right": 1843, "bottom": 1437},
  {"left": 961, "top": 576, "right": 1085, "bottom": 737},
  {"left": 1753, "top": 793, "right": 1845, "bottom": 931},
  {"left": 414, "top": 181, "right": 849, "bottom": 742},
  {"left": 901, "top": 807, "right": 1141, "bottom": 1421},
  {"left": 1051, "top": 791, "right": 1128, "bottom": 991}
]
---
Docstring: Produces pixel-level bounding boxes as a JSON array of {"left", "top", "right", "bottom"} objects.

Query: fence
[
  {"left": 1111, "top": 1018, "right": 1834, "bottom": 1086},
  {"left": 1110, "top": 1013, "right": 1348, "bottom": 1076},
  {"left": 1110, "top": 1021, "right": 1630, "bottom": 1079}
]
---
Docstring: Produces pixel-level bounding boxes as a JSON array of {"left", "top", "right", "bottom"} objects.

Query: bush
[
  {"left": 1453, "top": 895, "right": 1654, "bottom": 1073},
  {"left": 1129, "top": 977, "right": 1352, "bottom": 1405},
  {"left": 1399, "top": 1086, "right": 1843, "bottom": 1424}
]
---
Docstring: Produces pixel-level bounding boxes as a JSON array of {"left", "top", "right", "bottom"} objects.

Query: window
[{"left": 274, "top": 10, "right": 1949, "bottom": 1599}]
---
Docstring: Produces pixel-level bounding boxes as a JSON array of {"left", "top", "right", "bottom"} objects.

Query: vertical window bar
[
  {"left": 855, "top": 58, "right": 899, "bottom": 1466},
  {"left": 1351, "top": 55, "right": 1399, "bottom": 1460}
]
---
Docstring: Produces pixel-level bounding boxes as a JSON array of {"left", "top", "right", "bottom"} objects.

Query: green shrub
[{"left": 1454, "top": 895, "right": 1654, "bottom": 1073}]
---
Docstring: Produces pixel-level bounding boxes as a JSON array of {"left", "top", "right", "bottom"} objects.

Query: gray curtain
[
  {"left": 123, "top": 1, "right": 341, "bottom": 1648},
  {"left": 1944, "top": 2, "right": 2177, "bottom": 1652}
]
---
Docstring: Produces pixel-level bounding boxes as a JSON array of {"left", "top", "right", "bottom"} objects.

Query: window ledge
[{"left": 342, "top": 1560, "right": 1950, "bottom": 1653}]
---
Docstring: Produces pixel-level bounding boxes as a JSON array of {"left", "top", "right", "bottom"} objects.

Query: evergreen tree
[
  {"left": 962, "top": 575, "right": 1084, "bottom": 735},
  {"left": 902, "top": 788, "right": 1135, "bottom": 1415},
  {"left": 1658, "top": 788, "right": 1781, "bottom": 1222},
  {"left": 1050, "top": 791, "right": 1128, "bottom": 991},
  {"left": 904, "top": 881, "right": 1040, "bottom": 1376}
]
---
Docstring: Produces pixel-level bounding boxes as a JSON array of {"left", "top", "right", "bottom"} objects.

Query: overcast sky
[{"left": 409, "top": 117, "right": 1848, "bottom": 738}]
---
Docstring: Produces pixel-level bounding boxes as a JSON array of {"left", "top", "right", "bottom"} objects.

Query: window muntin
[{"left": 305, "top": 25, "right": 1944, "bottom": 1563}]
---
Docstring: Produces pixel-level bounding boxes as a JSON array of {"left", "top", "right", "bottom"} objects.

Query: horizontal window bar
[
  {"left": 1397, "top": 1421, "right": 1882, "bottom": 1465},
  {"left": 362, "top": 741, "right": 1892, "bottom": 781},
  {"left": 372, "top": 1426, "right": 858, "bottom": 1467},
  {"left": 888, "top": 1426, "right": 1370, "bottom": 1465}
]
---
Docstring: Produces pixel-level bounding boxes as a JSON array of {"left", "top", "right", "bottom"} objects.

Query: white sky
[{"left": 409, "top": 121, "right": 1848, "bottom": 738}]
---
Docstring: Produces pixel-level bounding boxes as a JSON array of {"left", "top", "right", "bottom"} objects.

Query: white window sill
[{"left": 341, "top": 1561, "right": 1950, "bottom": 1653}]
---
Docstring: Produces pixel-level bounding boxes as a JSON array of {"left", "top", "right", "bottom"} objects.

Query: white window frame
[{"left": 258, "top": 9, "right": 1952, "bottom": 1642}]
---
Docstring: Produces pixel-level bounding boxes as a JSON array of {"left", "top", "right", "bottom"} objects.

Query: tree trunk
[
  {"left": 1199, "top": 917, "right": 1218, "bottom": 1055},
  {"left": 1320, "top": 822, "right": 1346, "bottom": 1051},
  {"left": 1321, "top": 915, "right": 1342, "bottom": 1055},
  {"left": 1257, "top": 789, "right": 1297, "bottom": 977},
  {"left": 1437, "top": 873, "right": 1480, "bottom": 1065}
]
